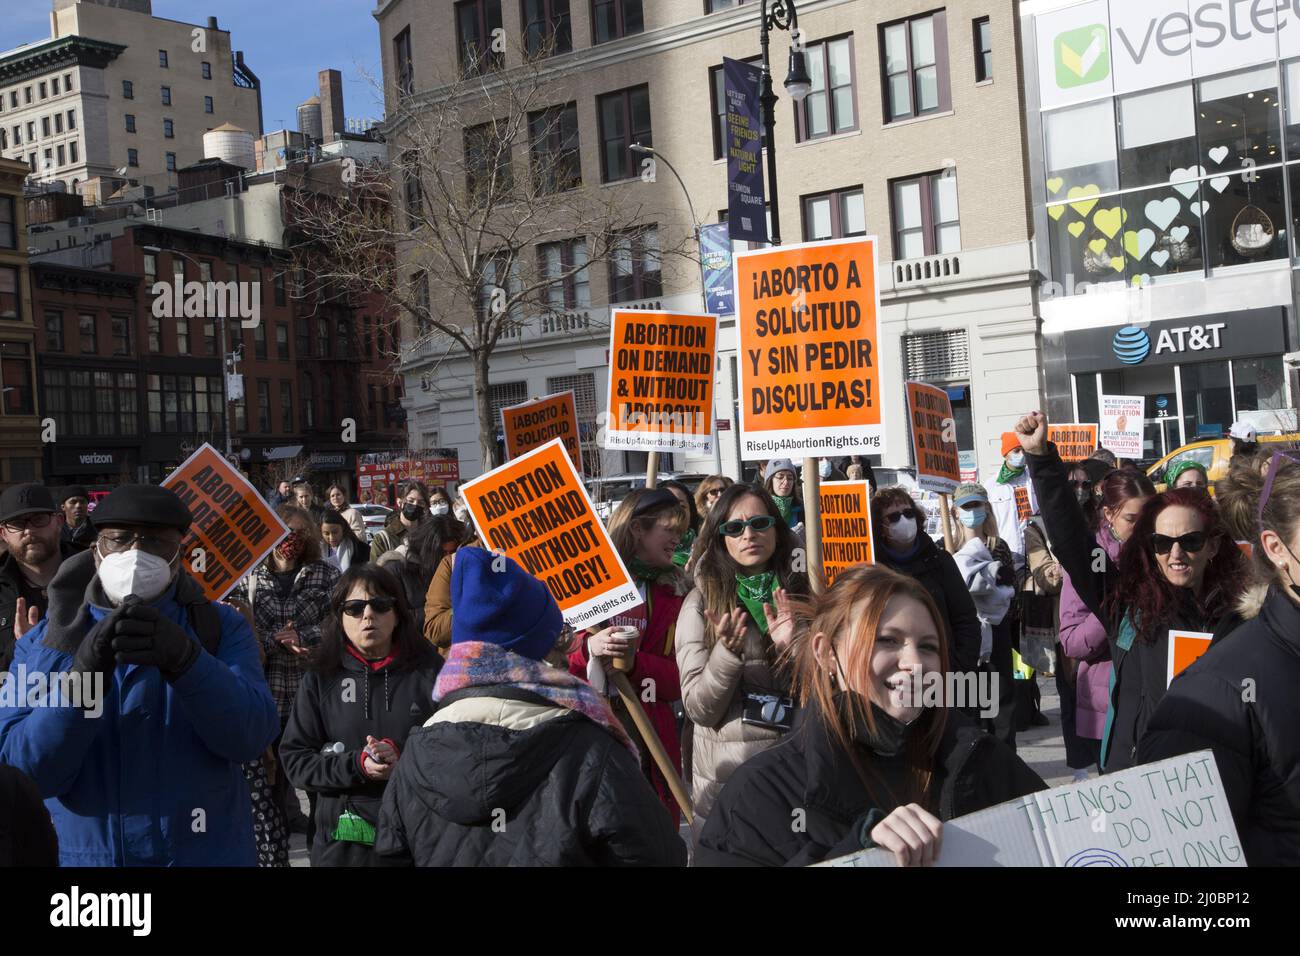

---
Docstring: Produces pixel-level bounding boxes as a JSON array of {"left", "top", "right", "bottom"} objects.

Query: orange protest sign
[
  {"left": 906, "top": 381, "right": 960, "bottom": 494},
  {"left": 1048, "top": 423, "right": 1099, "bottom": 463},
  {"left": 458, "top": 439, "right": 639, "bottom": 628},
  {"left": 1014, "top": 486, "right": 1034, "bottom": 522},
  {"left": 163, "top": 443, "right": 289, "bottom": 602},
  {"left": 735, "top": 237, "right": 882, "bottom": 459},
  {"left": 1167, "top": 630, "right": 1214, "bottom": 687},
  {"left": 819, "top": 481, "right": 874, "bottom": 589},
  {"left": 605, "top": 310, "right": 717, "bottom": 453},
  {"left": 502, "top": 390, "right": 583, "bottom": 476}
]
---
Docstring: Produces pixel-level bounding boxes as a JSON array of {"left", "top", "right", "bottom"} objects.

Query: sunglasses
[
  {"left": 718, "top": 515, "right": 777, "bottom": 537},
  {"left": 883, "top": 508, "right": 918, "bottom": 524},
  {"left": 1151, "top": 532, "right": 1208, "bottom": 555},
  {"left": 341, "top": 597, "right": 397, "bottom": 618}
]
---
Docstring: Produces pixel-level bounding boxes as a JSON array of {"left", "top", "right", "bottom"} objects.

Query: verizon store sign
[{"left": 1037, "top": 0, "right": 1300, "bottom": 109}]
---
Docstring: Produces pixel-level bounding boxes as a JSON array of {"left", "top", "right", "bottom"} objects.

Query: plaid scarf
[{"left": 434, "top": 641, "right": 639, "bottom": 759}]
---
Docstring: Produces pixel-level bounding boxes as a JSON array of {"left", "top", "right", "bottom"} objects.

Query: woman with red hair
[{"left": 1016, "top": 412, "right": 1250, "bottom": 773}]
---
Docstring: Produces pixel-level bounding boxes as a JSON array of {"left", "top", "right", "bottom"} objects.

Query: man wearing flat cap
[
  {"left": 0, "top": 484, "right": 78, "bottom": 673},
  {"left": 57, "top": 485, "right": 95, "bottom": 553},
  {"left": 0, "top": 484, "right": 279, "bottom": 866}
]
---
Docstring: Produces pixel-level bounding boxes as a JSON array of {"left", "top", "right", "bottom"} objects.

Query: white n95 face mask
[
  {"left": 431, "top": 503, "right": 450, "bottom": 516},
  {"left": 97, "top": 548, "right": 176, "bottom": 604}
]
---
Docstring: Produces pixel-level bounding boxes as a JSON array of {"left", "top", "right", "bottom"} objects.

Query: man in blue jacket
[{"left": 0, "top": 484, "right": 279, "bottom": 866}]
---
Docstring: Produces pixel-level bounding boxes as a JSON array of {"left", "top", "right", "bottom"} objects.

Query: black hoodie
[{"left": 374, "top": 686, "right": 686, "bottom": 866}]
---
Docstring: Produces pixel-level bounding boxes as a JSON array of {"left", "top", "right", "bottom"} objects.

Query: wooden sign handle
[
  {"left": 803, "top": 457, "right": 823, "bottom": 595},
  {"left": 610, "top": 670, "right": 694, "bottom": 824},
  {"left": 646, "top": 451, "right": 659, "bottom": 490},
  {"left": 939, "top": 493, "right": 955, "bottom": 554}
]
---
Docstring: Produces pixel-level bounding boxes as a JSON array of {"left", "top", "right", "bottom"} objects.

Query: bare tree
[{"left": 283, "top": 37, "right": 694, "bottom": 472}]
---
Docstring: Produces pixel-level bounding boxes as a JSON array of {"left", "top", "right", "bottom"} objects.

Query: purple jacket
[{"left": 1057, "top": 528, "right": 1120, "bottom": 740}]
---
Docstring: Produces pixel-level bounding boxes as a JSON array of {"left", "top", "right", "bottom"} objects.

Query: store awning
[{"left": 264, "top": 445, "right": 304, "bottom": 461}]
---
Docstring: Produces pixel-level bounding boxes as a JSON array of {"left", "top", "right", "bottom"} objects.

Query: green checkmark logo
[{"left": 1055, "top": 24, "right": 1109, "bottom": 89}]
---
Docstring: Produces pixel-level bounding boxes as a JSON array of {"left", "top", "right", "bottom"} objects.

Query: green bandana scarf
[
  {"left": 772, "top": 495, "right": 795, "bottom": 524},
  {"left": 735, "top": 571, "right": 777, "bottom": 635},
  {"left": 996, "top": 462, "right": 1024, "bottom": 485},
  {"left": 672, "top": 528, "right": 696, "bottom": 568},
  {"left": 629, "top": 556, "right": 674, "bottom": 585}
]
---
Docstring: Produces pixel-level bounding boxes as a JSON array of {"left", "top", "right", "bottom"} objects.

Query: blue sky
[{"left": 0, "top": 0, "right": 385, "bottom": 135}]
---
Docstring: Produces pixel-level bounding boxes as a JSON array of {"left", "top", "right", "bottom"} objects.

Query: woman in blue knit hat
[{"left": 375, "top": 547, "right": 685, "bottom": 866}]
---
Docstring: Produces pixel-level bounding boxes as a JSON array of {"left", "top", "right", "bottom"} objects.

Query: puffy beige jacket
[{"left": 675, "top": 587, "right": 787, "bottom": 837}]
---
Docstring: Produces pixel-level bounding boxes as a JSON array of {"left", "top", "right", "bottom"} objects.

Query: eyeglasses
[
  {"left": 883, "top": 508, "right": 918, "bottom": 524},
  {"left": 1152, "top": 532, "right": 1208, "bottom": 555},
  {"left": 97, "top": 530, "right": 181, "bottom": 559},
  {"left": 1, "top": 512, "right": 55, "bottom": 533},
  {"left": 718, "top": 515, "right": 777, "bottom": 537},
  {"left": 705, "top": 488, "right": 723, "bottom": 499},
  {"left": 341, "top": 597, "right": 397, "bottom": 618}
]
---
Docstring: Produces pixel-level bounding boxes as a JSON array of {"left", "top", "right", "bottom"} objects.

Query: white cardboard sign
[
  {"left": 822, "top": 750, "right": 1244, "bottom": 867},
  {"left": 1100, "top": 393, "right": 1145, "bottom": 458}
]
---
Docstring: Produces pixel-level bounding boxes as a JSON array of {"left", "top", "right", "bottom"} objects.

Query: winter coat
[
  {"left": 877, "top": 532, "right": 982, "bottom": 673},
  {"left": 59, "top": 520, "right": 95, "bottom": 553},
  {"left": 338, "top": 506, "right": 367, "bottom": 539},
  {"left": 951, "top": 537, "right": 1015, "bottom": 661},
  {"left": 422, "top": 553, "right": 454, "bottom": 656},
  {"left": 374, "top": 687, "right": 686, "bottom": 866},
  {"left": 280, "top": 644, "right": 441, "bottom": 866},
  {"left": 697, "top": 707, "right": 1046, "bottom": 866},
  {"left": 0, "top": 763, "right": 58, "bottom": 865},
  {"left": 986, "top": 469, "right": 1036, "bottom": 570},
  {"left": 370, "top": 514, "right": 411, "bottom": 561},
  {"left": 323, "top": 537, "right": 371, "bottom": 574},
  {"left": 0, "top": 539, "right": 78, "bottom": 674},
  {"left": 229, "top": 560, "right": 341, "bottom": 723},
  {"left": 1139, "top": 585, "right": 1300, "bottom": 866},
  {"left": 0, "top": 550, "right": 279, "bottom": 866},
  {"left": 570, "top": 573, "right": 687, "bottom": 823},
  {"left": 1057, "top": 528, "right": 1120, "bottom": 740},
  {"left": 1026, "top": 443, "right": 1241, "bottom": 773}
]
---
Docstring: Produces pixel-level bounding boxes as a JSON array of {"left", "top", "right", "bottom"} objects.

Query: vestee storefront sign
[{"left": 1037, "top": 0, "right": 1300, "bottom": 109}]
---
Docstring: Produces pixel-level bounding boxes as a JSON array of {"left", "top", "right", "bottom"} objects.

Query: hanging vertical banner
[
  {"left": 819, "top": 480, "right": 874, "bottom": 588},
  {"left": 458, "top": 439, "right": 639, "bottom": 628},
  {"left": 735, "top": 236, "right": 883, "bottom": 459},
  {"left": 905, "top": 381, "right": 961, "bottom": 494},
  {"left": 724, "top": 57, "right": 767, "bottom": 245},
  {"left": 700, "top": 222, "right": 736, "bottom": 317},
  {"left": 1047, "top": 423, "right": 1100, "bottom": 462},
  {"left": 1100, "top": 394, "right": 1144, "bottom": 458},
  {"left": 604, "top": 309, "right": 718, "bottom": 454},
  {"left": 502, "top": 390, "right": 584, "bottom": 476}
]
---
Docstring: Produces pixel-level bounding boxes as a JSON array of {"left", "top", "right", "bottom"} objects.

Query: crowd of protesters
[{"left": 1, "top": 417, "right": 1298, "bottom": 868}]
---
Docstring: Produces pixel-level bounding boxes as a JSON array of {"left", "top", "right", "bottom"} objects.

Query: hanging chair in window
[
  {"left": 1155, "top": 231, "right": 1195, "bottom": 265},
  {"left": 1230, "top": 204, "right": 1274, "bottom": 256},
  {"left": 1082, "top": 239, "right": 1115, "bottom": 275}
]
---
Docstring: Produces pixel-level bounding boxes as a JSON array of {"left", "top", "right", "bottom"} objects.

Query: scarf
[
  {"left": 996, "top": 462, "right": 1024, "bottom": 485},
  {"left": 671, "top": 528, "right": 696, "bottom": 568},
  {"left": 772, "top": 495, "right": 795, "bottom": 524},
  {"left": 628, "top": 556, "right": 674, "bottom": 585},
  {"left": 735, "top": 570, "right": 777, "bottom": 635},
  {"left": 434, "top": 641, "right": 638, "bottom": 759}
]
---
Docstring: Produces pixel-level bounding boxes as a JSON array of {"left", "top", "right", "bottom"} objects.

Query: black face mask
[
  {"left": 402, "top": 503, "right": 425, "bottom": 522},
  {"left": 1281, "top": 540, "right": 1300, "bottom": 604}
]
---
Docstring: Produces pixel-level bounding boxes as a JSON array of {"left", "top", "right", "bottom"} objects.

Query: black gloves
[
  {"left": 71, "top": 598, "right": 136, "bottom": 677},
  {"left": 995, "top": 564, "right": 1016, "bottom": 588},
  {"left": 111, "top": 603, "right": 201, "bottom": 682}
]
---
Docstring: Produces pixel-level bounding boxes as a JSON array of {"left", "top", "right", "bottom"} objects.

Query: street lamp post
[{"left": 758, "top": 0, "right": 812, "bottom": 247}]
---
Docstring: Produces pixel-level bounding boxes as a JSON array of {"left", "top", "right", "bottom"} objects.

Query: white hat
[{"left": 1228, "top": 421, "right": 1257, "bottom": 442}]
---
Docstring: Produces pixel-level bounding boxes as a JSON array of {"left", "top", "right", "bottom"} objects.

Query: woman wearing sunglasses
[
  {"left": 698, "top": 565, "right": 1044, "bottom": 866},
  {"left": 871, "top": 488, "right": 982, "bottom": 676},
  {"left": 1017, "top": 412, "right": 1249, "bottom": 773},
  {"left": 1140, "top": 451, "right": 1300, "bottom": 864},
  {"left": 280, "top": 565, "right": 441, "bottom": 866},
  {"left": 676, "top": 483, "right": 807, "bottom": 839},
  {"left": 694, "top": 476, "right": 733, "bottom": 523}
]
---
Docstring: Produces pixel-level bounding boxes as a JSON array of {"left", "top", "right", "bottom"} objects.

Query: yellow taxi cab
[{"left": 1146, "top": 434, "right": 1300, "bottom": 491}]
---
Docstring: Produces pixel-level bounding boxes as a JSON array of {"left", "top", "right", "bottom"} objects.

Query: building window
[
  {"left": 231, "top": 382, "right": 246, "bottom": 432},
  {"left": 128, "top": 148, "right": 139, "bottom": 167},
  {"left": 65, "top": 73, "right": 73, "bottom": 91},
  {"left": 166, "top": 152, "right": 176, "bottom": 172},
  {"left": 881, "top": 10, "right": 950, "bottom": 122},
  {"left": 161, "top": 86, "right": 171, "bottom": 106},
  {"left": 539, "top": 237, "right": 590, "bottom": 310},
  {"left": 523, "top": 0, "right": 572, "bottom": 58},
  {"left": 609, "top": 226, "right": 661, "bottom": 303},
  {"left": 23, "top": 87, "right": 32, "bottom": 105},
  {"left": 54, "top": 113, "right": 63, "bottom": 134},
  {"left": 12, "top": 126, "right": 20, "bottom": 147},
  {"left": 67, "top": 109, "right": 75, "bottom": 130},
  {"left": 796, "top": 36, "right": 857, "bottom": 141},
  {"left": 973, "top": 16, "right": 992, "bottom": 82},
  {"left": 0, "top": 342, "right": 33, "bottom": 416},
  {"left": 598, "top": 84, "right": 651, "bottom": 182},
  {"left": 44, "top": 310, "right": 63, "bottom": 350},
  {"left": 202, "top": 61, "right": 212, "bottom": 79},
  {"left": 122, "top": 80, "right": 133, "bottom": 100},
  {"left": 56, "top": 145, "right": 65, "bottom": 167},
  {"left": 164, "top": 118, "right": 174, "bottom": 138},
  {"left": 297, "top": 316, "right": 311, "bottom": 357},
  {"left": 274, "top": 270, "right": 286, "bottom": 306},
  {"left": 317, "top": 317, "right": 331, "bottom": 358},
  {"left": 455, "top": 0, "right": 505, "bottom": 76},
  {"left": 394, "top": 26, "right": 415, "bottom": 98},
  {"left": 38, "top": 82, "right": 47, "bottom": 100},
  {"left": 363, "top": 316, "right": 373, "bottom": 358},
  {"left": 51, "top": 78, "right": 59, "bottom": 96},
  {"left": 79, "top": 313, "right": 97, "bottom": 353},
  {"left": 42, "top": 117, "right": 50, "bottom": 138},
  {"left": 42, "top": 149, "right": 53, "bottom": 173},
  {"left": 464, "top": 121, "right": 513, "bottom": 197},
  {"left": 257, "top": 380, "right": 271, "bottom": 432},
  {"left": 0, "top": 197, "right": 14, "bottom": 250},
  {"left": 204, "top": 96, "right": 213, "bottom": 114},
  {"left": 27, "top": 122, "right": 35, "bottom": 143},
  {"left": 92, "top": 370, "right": 137, "bottom": 436},
  {"left": 110, "top": 314, "right": 131, "bottom": 355},
  {"left": 147, "top": 313, "right": 161, "bottom": 352},
  {"left": 125, "top": 114, "right": 136, "bottom": 133},
  {"left": 280, "top": 381, "right": 294, "bottom": 432},
  {"left": 802, "top": 187, "right": 866, "bottom": 241},
  {"left": 401, "top": 149, "right": 423, "bottom": 228},
  {"left": 529, "top": 102, "right": 580, "bottom": 192},
  {"left": 0, "top": 267, "right": 20, "bottom": 320},
  {"left": 891, "top": 170, "right": 961, "bottom": 259},
  {"left": 69, "top": 141, "right": 78, "bottom": 163},
  {"left": 254, "top": 322, "right": 267, "bottom": 360},
  {"left": 477, "top": 254, "right": 522, "bottom": 328},
  {"left": 159, "top": 50, "right": 169, "bottom": 68},
  {"left": 592, "top": 0, "right": 643, "bottom": 44},
  {"left": 276, "top": 323, "right": 289, "bottom": 360},
  {"left": 301, "top": 373, "right": 315, "bottom": 430}
]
